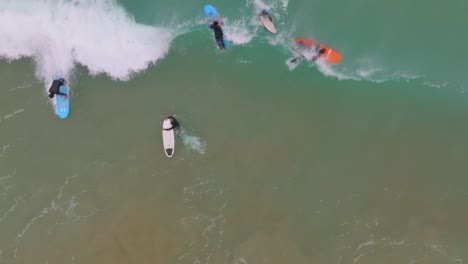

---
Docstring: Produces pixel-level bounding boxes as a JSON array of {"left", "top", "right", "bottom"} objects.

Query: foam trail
[
  {"left": 285, "top": 44, "right": 426, "bottom": 84},
  {"left": 279, "top": 36, "right": 436, "bottom": 85},
  {"left": 267, "top": 29, "right": 292, "bottom": 47},
  {"left": 356, "top": 67, "right": 383, "bottom": 78},
  {"left": 0, "top": 0, "right": 172, "bottom": 85},
  {"left": 286, "top": 58, "right": 300, "bottom": 71},
  {"left": 2, "top": 109, "right": 25, "bottom": 120},
  {"left": 0, "top": 199, "right": 19, "bottom": 225},
  {"left": 179, "top": 128, "right": 207, "bottom": 154},
  {"left": 223, "top": 19, "right": 255, "bottom": 45},
  {"left": 250, "top": 0, "right": 287, "bottom": 12},
  {"left": 251, "top": 0, "right": 270, "bottom": 13},
  {"left": 316, "top": 60, "right": 358, "bottom": 81},
  {"left": 10, "top": 83, "right": 31, "bottom": 91}
]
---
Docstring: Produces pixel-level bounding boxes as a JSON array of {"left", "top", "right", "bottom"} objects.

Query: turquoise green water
[{"left": 1, "top": 0, "right": 468, "bottom": 263}]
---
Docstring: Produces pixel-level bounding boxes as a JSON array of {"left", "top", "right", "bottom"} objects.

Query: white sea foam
[
  {"left": 179, "top": 128, "right": 207, "bottom": 154},
  {"left": 223, "top": 19, "right": 255, "bottom": 45},
  {"left": 0, "top": 0, "right": 172, "bottom": 85}
]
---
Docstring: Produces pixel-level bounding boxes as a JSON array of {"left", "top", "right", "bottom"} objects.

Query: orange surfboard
[{"left": 295, "top": 38, "right": 342, "bottom": 64}]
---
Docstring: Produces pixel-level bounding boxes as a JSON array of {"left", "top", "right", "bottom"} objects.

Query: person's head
[
  {"left": 319, "top": 48, "right": 326, "bottom": 54},
  {"left": 213, "top": 21, "right": 219, "bottom": 26},
  {"left": 48, "top": 93, "right": 54, "bottom": 99}
]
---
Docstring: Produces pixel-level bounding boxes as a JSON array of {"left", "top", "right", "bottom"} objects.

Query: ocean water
[{"left": 1, "top": 0, "right": 468, "bottom": 263}]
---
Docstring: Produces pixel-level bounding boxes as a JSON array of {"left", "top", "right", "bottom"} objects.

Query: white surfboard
[
  {"left": 162, "top": 119, "right": 175, "bottom": 157},
  {"left": 260, "top": 15, "right": 276, "bottom": 33}
]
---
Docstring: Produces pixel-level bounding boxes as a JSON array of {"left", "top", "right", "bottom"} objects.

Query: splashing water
[
  {"left": 0, "top": 0, "right": 172, "bottom": 85},
  {"left": 178, "top": 128, "right": 207, "bottom": 154}
]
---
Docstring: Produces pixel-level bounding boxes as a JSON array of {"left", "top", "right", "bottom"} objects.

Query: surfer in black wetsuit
[
  {"left": 48, "top": 78, "right": 67, "bottom": 98},
  {"left": 210, "top": 21, "right": 225, "bottom": 50},
  {"left": 163, "top": 116, "right": 180, "bottom": 130},
  {"left": 291, "top": 43, "right": 326, "bottom": 63},
  {"left": 312, "top": 45, "right": 327, "bottom": 61},
  {"left": 290, "top": 41, "right": 307, "bottom": 63},
  {"left": 168, "top": 116, "right": 179, "bottom": 129}
]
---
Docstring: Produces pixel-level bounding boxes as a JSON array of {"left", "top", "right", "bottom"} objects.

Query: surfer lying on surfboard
[
  {"left": 210, "top": 21, "right": 226, "bottom": 51},
  {"left": 163, "top": 116, "right": 180, "bottom": 131},
  {"left": 259, "top": 9, "right": 272, "bottom": 22},
  {"left": 162, "top": 116, "right": 179, "bottom": 157},
  {"left": 48, "top": 78, "right": 68, "bottom": 98},
  {"left": 290, "top": 43, "right": 326, "bottom": 63}
]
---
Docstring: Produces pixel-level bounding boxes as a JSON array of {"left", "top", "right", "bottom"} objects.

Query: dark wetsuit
[
  {"left": 312, "top": 46, "right": 326, "bottom": 61},
  {"left": 48, "top": 79, "right": 67, "bottom": 98},
  {"left": 210, "top": 23, "right": 225, "bottom": 50},
  {"left": 260, "top": 10, "right": 272, "bottom": 22},
  {"left": 163, "top": 116, "right": 180, "bottom": 131}
]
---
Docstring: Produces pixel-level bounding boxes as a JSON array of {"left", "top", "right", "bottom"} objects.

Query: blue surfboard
[
  {"left": 54, "top": 76, "right": 70, "bottom": 119},
  {"left": 204, "top": 4, "right": 219, "bottom": 17},
  {"left": 204, "top": 5, "right": 230, "bottom": 49}
]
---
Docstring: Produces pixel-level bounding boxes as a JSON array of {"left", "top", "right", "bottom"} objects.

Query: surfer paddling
[
  {"left": 48, "top": 78, "right": 68, "bottom": 99},
  {"left": 259, "top": 9, "right": 272, "bottom": 22},
  {"left": 162, "top": 116, "right": 180, "bottom": 158},
  {"left": 290, "top": 43, "right": 326, "bottom": 63},
  {"left": 162, "top": 116, "right": 179, "bottom": 131},
  {"left": 259, "top": 9, "right": 277, "bottom": 33},
  {"left": 210, "top": 21, "right": 226, "bottom": 51}
]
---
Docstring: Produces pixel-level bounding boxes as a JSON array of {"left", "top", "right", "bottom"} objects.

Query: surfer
[
  {"left": 163, "top": 116, "right": 180, "bottom": 131},
  {"left": 48, "top": 78, "right": 68, "bottom": 98},
  {"left": 209, "top": 21, "right": 225, "bottom": 50},
  {"left": 290, "top": 41, "right": 307, "bottom": 63},
  {"left": 162, "top": 116, "right": 179, "bottom": 157},
  {"left": 312, "top": 45, "right": 327, "bottom": 61},
  {"left": 259, "top": 9, "right": 272, "bottom": 22},
  {"left": 290, "top": 43, "right": 326, "bottom": 63}
]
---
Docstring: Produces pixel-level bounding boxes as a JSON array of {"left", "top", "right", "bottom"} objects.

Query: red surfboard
[{"left": 295, "top": 38, "right": 342, "bottom": 64}]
